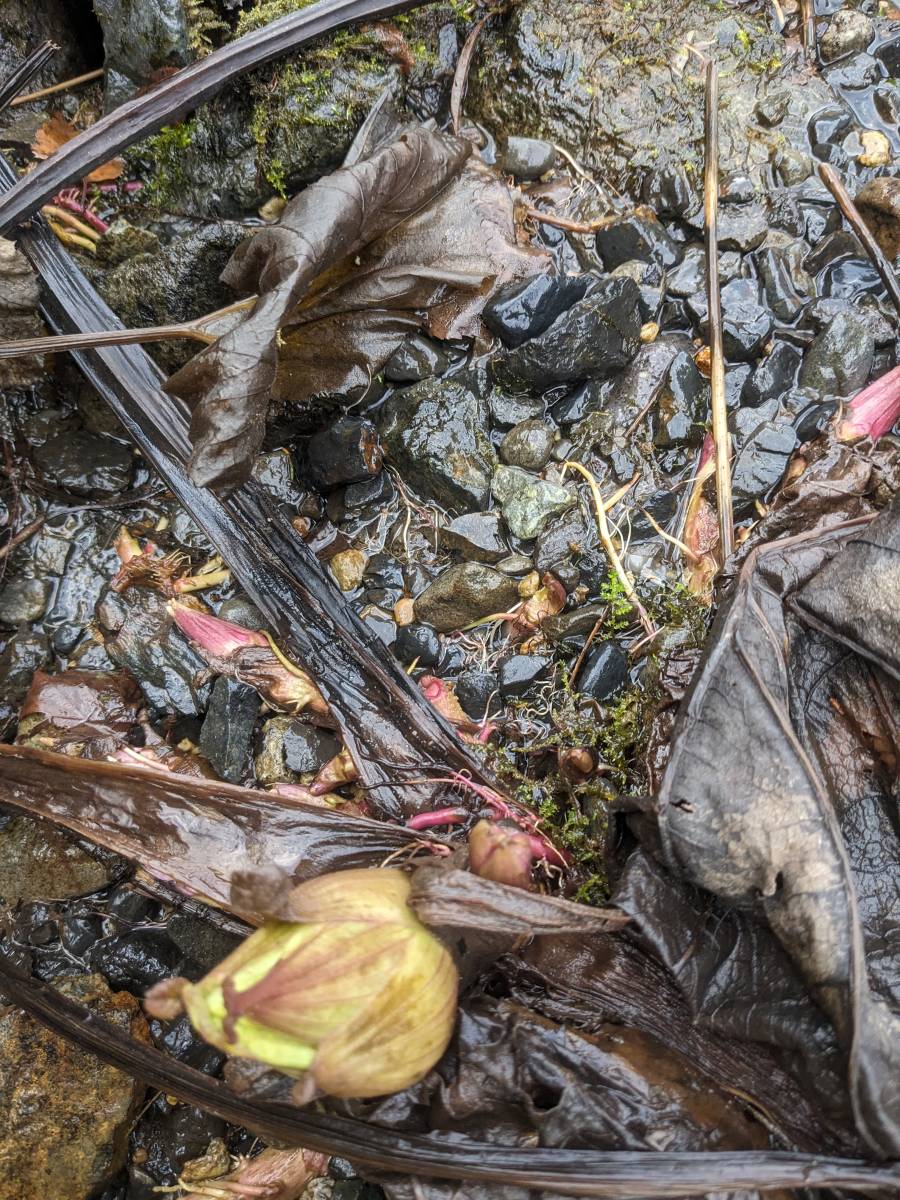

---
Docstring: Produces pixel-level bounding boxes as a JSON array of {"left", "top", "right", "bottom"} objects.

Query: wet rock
[
  {"left": 395, "top": 623, "right": 441, "bottom": 668},
  {"left": 93, "top": 0, "right": 191, "bottom": 108},
  {"left": 755, "top": 90, "right": 790, "bottom": 127},
  {"left": 483, "top": 272, "right": 591, "bottom": 348},
  {"left": 441, "top": 512, "right": 508, "bottom": 563},
  {"left": 0, "top": 817, "right": 115, "bottom": 905},
  {"left": 717, "top": 203, "right": 767, "bottom": 253},
  {"left": 774, "top": 147, "right": 813, "bottom": 186},
  {"left": 542, "top": 603, "right": 606, "bottom": 648},
  {"left": 44, "top": 514, "right": 120, "bottom": 656},
  {"left": 361, "top": 606, "right": 397, "bottom": 648},
  {"left": 823, "top": 52, "right": 880, "bottom": 90},
  {"left": 61, "top": 913, "right": 105, "bottom": 959},
  {"left": 330, "top": 549, "right": 368, "bottom": 592},
  {"left": 630, "top": 489, "right": 680, "bottom": 542},
  {"left": 666, "top": 247, "right": 705, "bottom": 299},
  {"left": 548, "top": 379, "right": 604, "bottom": 425},
  {"left": 383, "top": 336, "right": 449, "bottom": 383},
  {"left": 494, "top": 277, "right": 641, "bottom": 391},
  {"left": 281, "top": 723, "right": 341, "bottom": 776},
  {"left": 33, "top": 430, "right": 132, "bottom": 497},
  {"left": 653, "top": 351, "right": 708, "bottom": 448},
  {"left": 499, "top": 654, "right": 551, "bottom": 698},
  {"left": 91, "top": 222, "right": 248, "bottom": 373},
  {"left": 534, "top": 506, "right": 595, "bottom": 574},
  {"left": 799, "top": 312, "right": 875, "bottom": 397},
  {"left": 0, "top": 576, "right": 49, "bottom": 625},
  {"left": 492, "top": 465, "right": 574, "bottom": 540},
  {"left": 730, "top": 413, "right": 797, "bottom": 515},
  {"left": 499, "top": 419, "right": 556, "bottom": 471},
  {"left": 455, "top": 669, "right": 500, "bottom": 720},
  {"left": 694, "top": 278, "right": 774, "bottom": 362},
  {"left": 820, "top": 10, "right": 873, "bottom": 63},
  {"left": 380, "top": 379, "right": 495, "bottom": 513},
  {"left": 641, "top": 162, "right": 699, "bottom": 218},
  {"left": 167, "top": 911, "right": 241, "bottom": 979},
  {"left": 344, "top": 470, "right": 394, "bottom": 509},
  {"left": 129, "top": 1100, "right": 227, "bottom": 1191},
  {"left": 100, "top": 590, "right": 210, "bottom": 716},
  {"left": 576, "top": 641, "right": 628, "bottom": 700},
  {"left": 95, "top": 219, "right": 161, "bottom": 266},
  {"left": 499, "top": 135, "right": 556, "bottom": 179},
  {"left": 304, "top": 418, "right": 382, "bottom": 490},
  {"left": 804, "top": 296, "right": 896, "bottom": 346},
  {"left": 198, "top": 677, "right": 260, "bottom": 785},
  {"left": 153, "top": 1014, "right": 225, "bottom": 1075},
  {"left": 0, "top": 629, "right": 48, "bottom": 733},
  {"left": 91, "top": 930, "right": 183, "bottom": 994},
  {"left": 595, "top": 213, "right": 682, "bottom": 271},
  {"left": 742, "top": 341, "right": 802, "bottom": 407},
  {"left": 855, "top": 177, "right": 900, "bottom": 260},
  {"left": 756, "top": 243, "right": 814, "bottom": 322},
  {"left": 0, "top": 973, "right": 146, "bottom": 1200},
  {"left": 255, "top": 716, "right": 301, "bottom": 785},
  {"left": 488, "top": 389, "right": 545, "bottom": 427},
  {"left": 414, "top": 563, "right": 520, "bottom": 633}
]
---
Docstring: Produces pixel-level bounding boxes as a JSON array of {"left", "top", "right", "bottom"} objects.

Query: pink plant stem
[
  {"left": 406, "top": 807, "right": 468, "bottom": 831},
  {"left": 839, "top": 364, "right": 900, "bottom": 442},
  {"left": 53, "top": 188, "right": 109, "bottom": 233}
]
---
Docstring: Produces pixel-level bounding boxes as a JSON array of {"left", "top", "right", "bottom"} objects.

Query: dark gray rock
[
  {"left": 492, "top": 465, "right": 574, "bottom": 539},
  {"left": 730, "top": 413, "right": 797, "bottom": 515},
  {"left": 304, "top": 418, "right": 382, "bottom": 491},
  {"left": 653, "top": 351, "right": 708, "bottom": 447},
  {"left": 282, "top": 722, "right": 341, "bottom": 774},
  {"left": 198, "top": 677, "right": 260, "bottom": 785},
  {"left": 799, "top": 312, "right": 875, "bottom": 396},
  {"left": 499, "top": 419, "right": 556, "bottom": 471},
  {"left": 91, "top": 930, "right": 182, "bottom": 994},
  {"left": 595, "top": 213, "right": 682, "bottom": 271},
  {"left": 94, "top": 0, "right": 191, "bottom": 108},
  {"left": 414, "top": 563, "right": 520, "bottom": 632},
  {"left": 441, "top": 512, "right": 508, "bottom": 563},
  {"left": 499, "top": 654, "right": 551, "bottom": 698},
  {"left": 641, "top": 162, "right": 699, "bottom": 218},
  {"left": 756, "top": 243, "right": 814, "bottom": 322},
  {"left": 548, "top": 379, "right": 604, "bottom": 425},
  {"left": 693, "top": 278, "right": 773, "bottom": 362},
  {"left": 380, "top": 379, "right": 495, "bottom": 514},
  {"left": 576, "top": 641, "right": 628, "bottom": 700},
  {"left": 666, "top": 247, "right": 705, "bottom": 298},
  {"left": 455, "top": 670, "right": 500, "bottom": 720},
  {"left": 488, "top": 390, "right": 545, "bottom": 428},
  {"left": 534, "top": 506, "right": 596, "bottom": 574},
  {"left": 493, "top": 277, "right": 641, "bottom": 391},
  {"left": 542, "top": 603, "right": 607, "bottom": 648},
  {"left": 33, "top": 431, "right": 132, "bottom": 497},
  {"left": 500, "top": 135, "right": 557, "bottom": 180},
  {"left": 716, "top": 203, "right": 768, "bottom": 253},
  {"left": 0, "top": 629, "right": 48, "bottom": 734},
  {"left": 217, "top": 597, "right": 266, "bottom": 630},
  {"left": 394, "top": 623, "right": 441, "bottom": 668},
  {"left": 742, "top": 341, "right": 802, "bottom": 407},
  {"left": 483, "top": 272, "right": 591, "bottom": 348},
  {"left": 383, "top": 336, "right": 449, "bottom": 383},
  {"left": 823, "top": 52, "right": 881, "bottom": 90}
]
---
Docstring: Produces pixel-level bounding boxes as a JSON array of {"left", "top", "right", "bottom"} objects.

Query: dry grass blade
[
  {"left": 703, "top": 59, "right": 734, "bottom": 561},
  {"left": 450, "top": 10, "right": 492, "bottom": 135},
  {"left": 818, "top": 163, "right": 900, "bottom": 319},
  {"left": 11, "top": 66, "right": 103, "bottom": 107},
  {"left": 0, "top": 0, "right": 432, "bottom": 236}
]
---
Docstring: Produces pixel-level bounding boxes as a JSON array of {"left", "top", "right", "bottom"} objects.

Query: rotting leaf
[
  {"left": 30, "top": 114, "right": 124, "bottom": 183},
  {"left": 166, "top": 126, "right": 548, "bottom": 489},
  {"left": 0, "top": 744, "right": 432, "bottom": 919},
  {"left": 652, "top": 502, "right": 900, "bottom": 1156},
  {"left": 17, "top": 668, "right": 142, "bottom": 757}
]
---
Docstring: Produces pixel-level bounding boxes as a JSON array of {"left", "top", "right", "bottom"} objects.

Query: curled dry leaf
[
  {"left": 166, "top": 125, "right": 549, "bottom": 490},
  {"left": 31, "top": 114, "right": 124, "bottom": 184}
]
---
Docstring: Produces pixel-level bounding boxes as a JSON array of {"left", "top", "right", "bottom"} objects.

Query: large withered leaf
[
  {"left": 653, "top": 504, "right": 900, "bottom": 1156},
  {"left": 272, "top": 155, "right": 550, "bottom": 404},
  {"left": 166, "top": 127, "right": 472, "bottom": 489},
  {"left": 0, "top": 744, "right": 427, "bottom": 919}
]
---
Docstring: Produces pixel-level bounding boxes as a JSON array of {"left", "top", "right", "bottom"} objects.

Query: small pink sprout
[
  {"left": 52, "top": 188, "right": 109, "bottom": 234},
  {"left": 838, "top": 365, "right": 900, "bottom": 443},
  {"left": 406, "top": 807, "right": 469, "bottom": 831},
  {"left": 167, "top": 600, "right": 268, "bottom": 657}
]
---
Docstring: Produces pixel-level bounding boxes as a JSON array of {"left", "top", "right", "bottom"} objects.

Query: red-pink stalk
[
  {"left": 53, "top": 187, "right": 109, "bottom": 233},
  {"left": 838, "top": 365, "right": 900, "bottom": 443},
  {"left": 406, "top": 807, "right": 468, "bottom": 831}
]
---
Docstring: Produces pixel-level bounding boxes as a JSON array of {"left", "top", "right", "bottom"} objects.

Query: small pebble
[
  {"left": 330, "top": 549, "right": 367, "bottom": 592},
  {"left": 499, "top": 654, "right": 551, "bottom": 698},
  {"left": 393, "top": 597, "right": 415, "bottom": 626},
  {"left": 858, "top": 130, "right": 891, "bottom": 168}
]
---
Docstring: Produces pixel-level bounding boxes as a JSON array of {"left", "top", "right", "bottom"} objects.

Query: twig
[
  {"left": 569, "top": 615, "right": 605, "bottom": 687},
  {"left": 561, "top": 460, "right": 656, "bottom": 637},
  {"left": 10, "top": 66, "right": 103, "bottom": 107},
  {"left": 0, "top": 515, "right": 44, "bottom": 562},
  {"left": 523, "top": 206, "right": 621, "bottom": 234},
  {"left": 819, "top": 163, "right": 900, "bottom": 320},
  {"left": 799, "top": 0, "right": 816, "bottom": 61},
  {"left": 450, "top": 10, "right": 492, "bottom": 135},
  {"left": 703, "top": 59, "right": 734, "bottom": 561}
]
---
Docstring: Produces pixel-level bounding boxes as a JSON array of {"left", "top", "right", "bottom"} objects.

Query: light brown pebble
[{"left": 330, "top": 549, "right": 367, "bottom": 592}]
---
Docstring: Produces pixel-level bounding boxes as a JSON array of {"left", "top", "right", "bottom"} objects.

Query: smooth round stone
[
  {"left": 820, "top": 11, "right": 874, "bottom": 63},
  {"left": 499, "top": 654, "right": 551, "bottom": 698},
  {"left": 799, "top": 311, "right": 874, "bottom": 396},
  {"left": 383, "top": 336, "right": 449, "bottom": 383},
  {"left": 499, "top": 419, "right": 556, "bottom": 471},
  {"left": 0, "top": 576, "right": 49, "bottom": 624},
  {"left": 576, "top": 641, "right": 628, "bottom": 700},
  {"left": 500, "top": 135, "right": 556, "bottom": 180},
  {"left": 395, "top": 623, "right": 441, "bottom": 667},
  {"left": 456, "top": 670, "right": 499, "bottom": 720}
]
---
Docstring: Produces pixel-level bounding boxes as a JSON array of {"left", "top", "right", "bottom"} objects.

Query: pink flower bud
[
  {"left": 838, "top": 365, "right": 900, "bottom": 443},
  {"left": 168, "top": 600, "right": 267, "bottom": 657},
  {"left": 468, "top": 819, "right": 534, "bottom": 890}
]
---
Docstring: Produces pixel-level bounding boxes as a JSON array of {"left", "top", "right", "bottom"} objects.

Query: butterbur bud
[
  {"left": 145, "top": 868, "right": 457, "bottom": 1099},
  {"left": 837, "top": 365, "right": 900, "bottom": 443},
  {"left": 468, "top": 819, "right": 534, "bottom": 890}
]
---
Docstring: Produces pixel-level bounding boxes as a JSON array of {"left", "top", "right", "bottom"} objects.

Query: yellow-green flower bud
[{"left": 145, "top": 869, "right": 457, "bottom": 1099}]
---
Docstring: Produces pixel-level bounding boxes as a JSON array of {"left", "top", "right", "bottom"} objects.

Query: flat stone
[
  {"left": 0, "top": 973, "right": 147, "bottom": 1200},
  {"left": 499, "top": 654, "right": 551, "bottom": 698},
  {"left": 488, "top": 390, "right": 546, "bottom": 427},
  {"left": 441, "top": 512, "right": 508, "bottom": 563},
  {"left": 32, "top": 430, "right": 132, "bottom": 497},
  {"left": 717, "top": 203, "right": 768, "bottom": 252},
  {"left": 0, "top": 817, "right": 115, "bottom": 905},
  {"left": 484, "top": 272, "right": 592, "bottom": 349},
  {"left": 281, "top": 722, "right": 341, "bottom": 774},
  {"left": 414, "top": 563, "right": 520, "bottom": 633},
  {"left": 492, "top": 465, "right": 574, "bottom": 539},
  {"left": 198, "top": 677, "right": 260, "bottom": 785}
]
